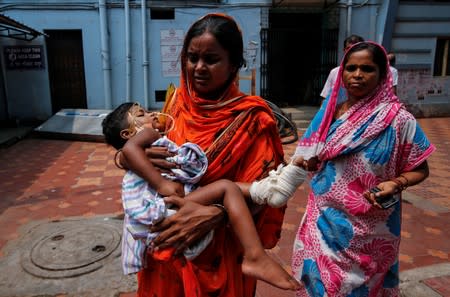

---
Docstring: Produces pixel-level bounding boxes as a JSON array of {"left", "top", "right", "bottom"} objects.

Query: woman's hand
[
  {"left": 364, "top": 162, "right": 429, "bottom": 209},
  {"left": 292, "top": 156, "right": 319, "bottom": 171},
  {"left": 144, "top": 146, "right": 178, "bottom": 174},
  {"left": 363, "top": 180, "right": 399, "bottom": 208},
  {"left": 150, "top": 196, "right": 225, "bottom": 255},
  {"left": 119, "top": 145, "right": 177, "bottom": 173}
]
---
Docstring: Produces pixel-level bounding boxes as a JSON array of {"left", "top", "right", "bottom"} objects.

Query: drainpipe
[
  {"left": 99, "top": 0, "right": 112, "bottom": 108},
  {"left": 443, "top": 40, "right": 449, "bottom": 77},
  {"left": 1, "top": 61, "right": 10, "bottom": 121},
  {"left": 141, "top": 0, "right": 149, "bottom": 108},
  {"left": 347, "top": 0, "right": 353, "bottom": 37},
  {"left": 125, "top": 0, "right": 131, "bottom": 102}
]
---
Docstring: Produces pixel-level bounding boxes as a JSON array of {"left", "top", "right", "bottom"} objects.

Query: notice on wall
[
  {"left": 4, "top": 45, "right": 45, "bottom": 70},
  {"left": 160, "top": 29, "right": 184, "bottom": 46},
  {"left": 160, "top": 29, "right": 183, "bottom": 77},
  {"left": 161, "top": 45, "right": 182, "bottom": 62},
  {"left": 162, "top": 61, "right": 181, "bottom": 78},
  {"left": 244, "top": 41, "right": 258, "bottom": 68}
]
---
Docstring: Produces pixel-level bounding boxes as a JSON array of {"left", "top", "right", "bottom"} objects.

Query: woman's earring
[
  {"left": 120, "top": 128, "right": 136, "bottom": 140},
  {"left": 156, "top": 112, "right": 175, "bottom": 135}
]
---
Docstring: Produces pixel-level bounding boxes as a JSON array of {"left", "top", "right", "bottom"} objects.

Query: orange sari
[{"left": 137, "top": 76, "right": 285, "bottom": 297}]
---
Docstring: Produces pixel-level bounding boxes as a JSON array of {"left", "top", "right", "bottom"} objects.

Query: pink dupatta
[{"left": 295, "top": 42, "right": 403, "bottom": 162}]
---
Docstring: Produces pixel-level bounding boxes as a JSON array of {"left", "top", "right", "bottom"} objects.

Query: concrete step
[
  {"left": 281, "top": 106, "right": 318, "bottom": 121},
  {"left": 293, "top": 119, "right": 313, "bottom": 131},
  {"left": 281, "top": 106, "right": 319, "bottom": 131}
]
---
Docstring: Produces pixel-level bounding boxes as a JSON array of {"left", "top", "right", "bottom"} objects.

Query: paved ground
[{"left": 0, "top": 117, "right": 449, "bottom": 296}]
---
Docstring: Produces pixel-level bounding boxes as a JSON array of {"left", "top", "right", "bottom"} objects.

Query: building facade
[
  {"left": 387, "top": 1, "right": 450, "bottom": 117},
  {"left": 0, "top": 0, "right": 449, "bottom": 123}
]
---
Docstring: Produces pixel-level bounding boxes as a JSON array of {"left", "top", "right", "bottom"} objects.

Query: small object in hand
[
  {"left": 370, "top": 187, "right": 399, "bottom": 209},
  {"left": 369, "top": 187, "right": 381, "bottom": 194}
]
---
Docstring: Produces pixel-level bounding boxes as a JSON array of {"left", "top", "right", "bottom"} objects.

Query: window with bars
[{"left": 434, "top": 38, "right": 449, "bottom": 76}]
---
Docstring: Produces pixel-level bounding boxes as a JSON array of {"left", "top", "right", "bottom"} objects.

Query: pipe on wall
[
  {"left": 99, "top": 0, "right": 112, "bottom": 108},
  {"left": 1, "top": 57, "right": 10, "bottom": 121},
  {"left": 346, "top": 0, "right": 353, "bottom": 37},
  {"left": 141, "top": 0, "right": 149, "bottom": 108},
  {"left": 382, "top": 0, "right": 399, "bottom": 51},
  {"left": 125, "top": 0, "right": 131, "bottom": 102}
]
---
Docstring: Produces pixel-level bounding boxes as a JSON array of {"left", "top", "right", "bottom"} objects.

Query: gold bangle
[
  {"left": 398, "top": 174, "right": 409, "bottom": 189},
  {"left": 389, "top": 178, "right": 404, "bottom": 193},
  {"left": 114, "top": 149, "right": 124, "bottom": 169}
]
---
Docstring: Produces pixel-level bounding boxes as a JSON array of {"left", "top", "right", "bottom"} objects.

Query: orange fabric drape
[{"left": 137, "top": 54, "right": 285, "bottom": 297}]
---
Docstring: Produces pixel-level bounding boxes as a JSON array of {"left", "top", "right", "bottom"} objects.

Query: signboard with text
[
  {"left": 160, "top": 29, "right": 183, "bottom": 77},
  {"left": 4, "top": 45, "right": 45, "bottom": 70}
]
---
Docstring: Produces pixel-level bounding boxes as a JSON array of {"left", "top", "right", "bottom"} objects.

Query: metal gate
[
  {"left": 318, "top": 28, "right": 339, "bottom": 96},
  {"left": 261, "top": 25, "right": 338, "bottom": 106}
]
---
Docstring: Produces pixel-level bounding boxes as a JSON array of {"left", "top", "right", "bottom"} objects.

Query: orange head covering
[
  {"left": 165, "top": 13, "right": 284, "bottom": 184},
  {"left": 139, "top": 13, "right": 286, "bottom": 297}
]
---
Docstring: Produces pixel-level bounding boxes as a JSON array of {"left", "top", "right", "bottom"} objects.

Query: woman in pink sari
[{"left": 291, "top": 42, "right": 434, "bottom": 296}]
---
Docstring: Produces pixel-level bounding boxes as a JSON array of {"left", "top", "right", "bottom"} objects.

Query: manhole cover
[{"left": 22, "top": 222, "right": 121, "bottom": 279}]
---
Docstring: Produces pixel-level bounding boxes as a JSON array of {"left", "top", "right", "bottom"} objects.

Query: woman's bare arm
[
  {"left": 365, "top": 161, "right": 430, "bottom": 207},
  {"left": 119, "top": 141, "right": 178, "bottom": 174}
]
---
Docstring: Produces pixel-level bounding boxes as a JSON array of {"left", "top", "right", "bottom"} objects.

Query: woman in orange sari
[{"left": 124, "top": 13, "right": 286, "bottom": 296}]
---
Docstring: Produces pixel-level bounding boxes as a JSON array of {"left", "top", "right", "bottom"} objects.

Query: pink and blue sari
[{"left": 291, "top": 42, "right": 435, "bottom": 297}]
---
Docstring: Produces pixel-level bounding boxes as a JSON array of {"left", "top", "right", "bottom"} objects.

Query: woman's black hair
[
  {"left": 343, "top": 42, "right": 388, "bottom": 80},
  {"left": 181, "top": 14, "right": 246, "bottom": 74},
  {"left": 102, "top": 102, "right": 134, "bottom": 150}
]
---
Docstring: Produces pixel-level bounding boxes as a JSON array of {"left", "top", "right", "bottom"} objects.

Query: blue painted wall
[
  {"left": 0, "top": 1, "right": 264, "bottom": 121},
  {"left": 338, "top": 0, "right": 450, "bottom": 116},
  {"left": 0, "top": 4, "right": 105, "bottom": 120},
  {"left": 336, "top": 0, "right": 390, "bottom": 60},
  {"left": 1, "top": 0, "right": 449, "bottom": 120}
]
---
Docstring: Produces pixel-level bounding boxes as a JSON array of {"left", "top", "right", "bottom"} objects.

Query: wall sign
[
  {"left": 160, "top": 29, "right": 183, "bottom": 77},
  {"left": 4, "top": 45, "right": 45, "bottom": 70}
]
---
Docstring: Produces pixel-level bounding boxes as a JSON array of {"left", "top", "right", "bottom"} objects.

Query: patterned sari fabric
[
  {"left": 136, "top": 71, "right": 285, "bottom": 296},
  {"left": 291, "top": 42, "right": 435, "bottom": 297}
]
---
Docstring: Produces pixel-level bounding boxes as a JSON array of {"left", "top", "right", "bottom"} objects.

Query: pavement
[{"left": 0, "top": 116, "right": 449, "bottom": 297}]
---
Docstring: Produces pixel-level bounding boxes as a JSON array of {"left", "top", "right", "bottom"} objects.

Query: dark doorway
[
  {"left": 262, "top": 12, "right": 336, "bottom": 107},
  {"left": 45, "top": 30, "right": 87, "bottom": 113}
]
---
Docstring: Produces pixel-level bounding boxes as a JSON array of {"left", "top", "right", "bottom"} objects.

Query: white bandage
[{"left": 249, "top": 163, "right": 307, "bottom": 208}]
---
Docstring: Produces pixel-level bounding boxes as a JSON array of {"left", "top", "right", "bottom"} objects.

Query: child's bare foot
[{"left": 242, "top": 253, "right": 301, "bottom": 291}]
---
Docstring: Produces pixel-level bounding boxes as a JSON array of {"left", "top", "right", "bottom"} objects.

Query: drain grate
[{"left": 21, "top": 221, "right": 121, "bottom": 279}]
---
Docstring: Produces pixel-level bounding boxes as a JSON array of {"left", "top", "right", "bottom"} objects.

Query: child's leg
[{"left": 185, "top": 180, "right": 300, "bottom": 290}]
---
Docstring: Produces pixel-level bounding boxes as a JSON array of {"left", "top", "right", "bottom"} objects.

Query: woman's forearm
[{"left": 393, "top": 161, "right": 429, "bottom": 191}]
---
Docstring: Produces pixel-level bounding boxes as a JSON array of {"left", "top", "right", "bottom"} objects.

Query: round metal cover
[{"left": 22, "top": 222, "right": 121, "bottom": 279}]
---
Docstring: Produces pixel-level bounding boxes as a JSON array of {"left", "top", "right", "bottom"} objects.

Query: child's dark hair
[{"left": 102, "top": 102, "right": 134, "bottom": 150}]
